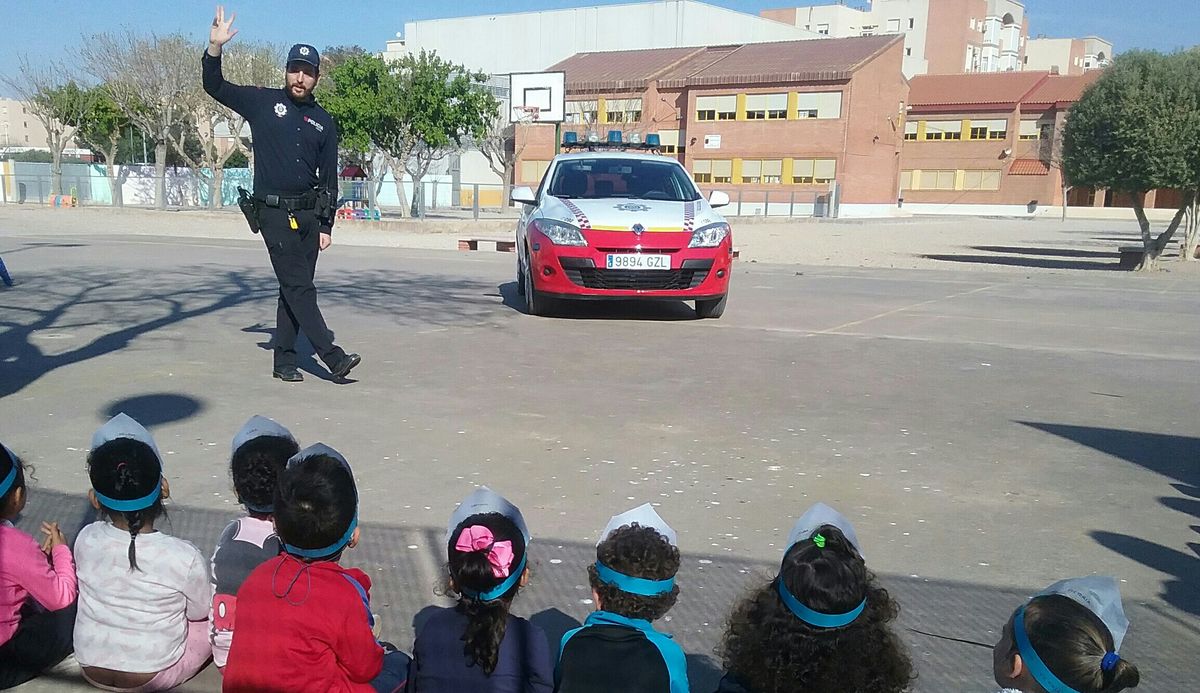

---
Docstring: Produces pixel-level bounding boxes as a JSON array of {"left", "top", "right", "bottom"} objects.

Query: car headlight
[
  {"left": 688, "top": 222, "right": 730, "bottom": 248},
  {"left": 533, "top": 219, "right": 588, "bottom": 246}
]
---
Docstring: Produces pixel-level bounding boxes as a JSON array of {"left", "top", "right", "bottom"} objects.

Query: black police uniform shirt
[{"left": 201, "top": 52, "right": 338, "bottom": 231}]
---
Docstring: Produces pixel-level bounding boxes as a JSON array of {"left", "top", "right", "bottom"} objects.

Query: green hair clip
[{"left": 813, "top": 533, "right": 826, "bottom": 548}]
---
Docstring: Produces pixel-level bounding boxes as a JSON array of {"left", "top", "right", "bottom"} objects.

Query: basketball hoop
[{"left": 517, "top": 105, "right": 542, "bottom": 123}]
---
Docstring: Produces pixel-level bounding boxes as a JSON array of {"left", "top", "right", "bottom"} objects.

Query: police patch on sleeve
[{"left": 274, "top": 102, "right": 288, "bottom": 118}]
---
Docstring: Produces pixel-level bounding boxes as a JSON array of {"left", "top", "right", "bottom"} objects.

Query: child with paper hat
[
  {"left": 208, "top": 415, "right": 300, "bottom": 672},
  {"left": 408, "top": 487, "right": 553, "bottom": 692},
  {"left": 715, "top": 502, "right": 913, "bottom": 693},
  {"left": 0, "top": 441, "right": 78, "bottom": 689},
  {"left": 993, "top": 576, "right": 1140, "bottom": 693},
  {"left": 75, "top": 414, "right": 214, "bottom": 692},
  {"left": 223, "top": 442, "right": 410, "bottom": 693},
  {"left": 555, "top": 503, "right": 687, "bottom": 693}
]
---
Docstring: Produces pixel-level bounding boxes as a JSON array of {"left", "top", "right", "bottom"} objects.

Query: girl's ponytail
[{"left": 448, "top": 513, "right": 527, "bottom": 676}]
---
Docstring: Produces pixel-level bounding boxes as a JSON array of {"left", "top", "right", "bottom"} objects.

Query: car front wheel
[
  {"left": 523, "top": 255, "right": 552, "bottom": 316},
  {"left": 695, "top": 294, "right": 727, "bottom": 319}
]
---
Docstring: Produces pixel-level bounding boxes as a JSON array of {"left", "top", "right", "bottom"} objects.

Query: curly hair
[
  {"left": 88, "top": 438, "right": 166, "bottom": 572},
  {"left": 0, "top": 444, "right": 29, "bottom": 517},
  {"left": 231, "top": 435, "right": 299, "bottom": 515},
  {"left": 1001, "top": 595, "right": 1140, "bottom": 692},
  {"left": 274, "top": 453, "right": 356, "bottom": 561},
  {"left": 446, "top": 512, "right": 528, "bottom": 675},
  {"left": 587, "top": 523, "right": 680, "bottom": 621},
  {"left": 719, "top": 525, "right": 914, "bottom": 693}
]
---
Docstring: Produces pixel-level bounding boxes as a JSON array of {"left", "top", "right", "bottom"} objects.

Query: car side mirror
[
  {"left": 511, "top": 186, "right": 537, "bottom": 206},
  {"left": 708, "top": 190, "right": 730, "bottom": 208}
]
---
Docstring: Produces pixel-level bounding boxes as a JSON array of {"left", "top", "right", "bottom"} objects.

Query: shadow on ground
[
  {"left": 921, "top": 253, "right": 1120, "bottom": 271},
  {"left": 496, "top": 281, "right": 701, "bottom": 321},
  {"left": 971, "top": 245, "right": 1119, "bottom": 259},
  {"left": 12, "top": 488, "right": 1199, "bottom": 692},
  {"left": 1020, "top": 422, "right": 1200, "bottom": 622},
  {"left": 0, "top": 266, "right": 518, "bottom": 400}
]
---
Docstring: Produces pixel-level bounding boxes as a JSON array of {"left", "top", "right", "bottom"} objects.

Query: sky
[{"left": 1, "top": 0, "right": 1196, "bottom": 89}]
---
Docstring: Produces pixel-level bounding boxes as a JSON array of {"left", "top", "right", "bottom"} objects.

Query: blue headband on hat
[
  {"left": 460, "top": 554, "right": 529, "bottom": 602},
  {"left": 284, "top": 514, "right": 358, "bottom": 559},
  {"left": 1014, "top": 606, "right": 1081, "bottom": 693},
  {"left": 94, "top": 484, "right": 161, "bottom": 513},
  {"left": 0, "top": 464, "right": 16, "bottom": 498},
  {"left": 776, "top": 579, "right": 866, "bottom": 628},
  {"left": 594, "top": 561, "right": 676, "bottom": 596}
]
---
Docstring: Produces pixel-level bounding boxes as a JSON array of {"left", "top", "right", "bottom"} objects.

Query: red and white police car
[{"left": 512, "top": 140, "right": 733, "bottom": 318}]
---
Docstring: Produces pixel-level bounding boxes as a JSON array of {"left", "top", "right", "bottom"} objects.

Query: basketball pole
[{"left": 554, "top": 122, "right": 561, "bottom": 156}]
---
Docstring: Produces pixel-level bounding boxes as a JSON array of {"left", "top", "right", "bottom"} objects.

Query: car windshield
[{"left": 547, "top": 158, "right": 702, "bottom": 202}]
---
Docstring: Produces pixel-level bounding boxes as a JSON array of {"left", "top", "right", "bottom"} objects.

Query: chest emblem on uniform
[{"left": 274, "top": 102, "right": 288, "bottom": 118}]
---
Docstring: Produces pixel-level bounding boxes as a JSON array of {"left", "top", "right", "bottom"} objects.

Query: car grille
[{"left": 560, "top": 259, "right": 713, "bottom": 291}]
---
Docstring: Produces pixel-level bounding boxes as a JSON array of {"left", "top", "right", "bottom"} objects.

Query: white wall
[
  {"left": 1024, "top": 38, "right": 1073, "bottom": 72},
  {"left": 782, "top": 1, "right": 933, "bottom": 78},
  {"left": 386, "top": 0, "right": 821, "bottom": 74}
]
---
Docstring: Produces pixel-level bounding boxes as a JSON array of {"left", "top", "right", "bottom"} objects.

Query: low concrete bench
[
  {"left": 1118, "top": 246, "right": 1145, "bottom": 270},
  {"left": 459, "top": 238, "right": 516, "bottom": 252}
]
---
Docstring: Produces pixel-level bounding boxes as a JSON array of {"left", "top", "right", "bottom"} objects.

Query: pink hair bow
[{"left": 455, "top": 525, "right": 515, "bottom": 579}]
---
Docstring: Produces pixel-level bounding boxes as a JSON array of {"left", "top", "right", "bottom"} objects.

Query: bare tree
[
  {"left": 477, "top": 105, "right": 529, "bottom": 198},
  {"left": 79, "top": 32, "right": 200, "bottom": 209},
  {"left": 0, "top": 57, "right": 91, "bottom": 194},
  {"left": 222, "top": 42, "right": 284, "bottom": 174}
]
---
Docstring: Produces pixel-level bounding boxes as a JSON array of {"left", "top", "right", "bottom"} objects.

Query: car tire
[
  {"left": 516, "top": 252, "right": 527, "bottom": 297},
  {"left": 523, "top": 256, "right": 552, "bottom": 316},
  {"left": 695, "top": 294, "right": 727, "bottom": 319}
]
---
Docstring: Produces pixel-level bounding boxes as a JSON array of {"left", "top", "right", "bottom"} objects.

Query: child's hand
[{"left": 40, "top": 522, "right": 67, "bottom": 554}]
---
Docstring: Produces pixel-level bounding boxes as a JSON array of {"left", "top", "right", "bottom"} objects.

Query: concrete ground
[{"left": 1, "top": 212, "right": 1197, "bottom": 691}]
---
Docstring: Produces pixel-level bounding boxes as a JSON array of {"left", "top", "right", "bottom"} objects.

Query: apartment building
[
  {"left": 1024, "top": 36, "right": 1113, "bottom": 75},
  {"left": 515, "top": 35, "right": 909, "bottom": 216}
]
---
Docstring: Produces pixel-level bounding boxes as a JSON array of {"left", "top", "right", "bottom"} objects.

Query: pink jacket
[{"left": 0, "top": 521, "right": 77, "bottom": 644}]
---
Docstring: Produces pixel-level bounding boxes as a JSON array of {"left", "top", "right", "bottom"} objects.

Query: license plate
[{"left": 606, "top": 254, "right": 670, "bottom": 270}]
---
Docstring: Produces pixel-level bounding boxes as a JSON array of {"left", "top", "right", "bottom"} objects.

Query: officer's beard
[{"left": 286, "top": 80, "right": 315, "bottom": 103}]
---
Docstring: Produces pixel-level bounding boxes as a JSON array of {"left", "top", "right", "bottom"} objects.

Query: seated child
[
  {"left": 74, "top": 414, "right": 213, "bottom": 692},
  {"left": 715, "top": 502, "right": 913, "bottom": 693},
  {"left": 555, "top": 503, "right": 687, "bottom": 693},
  {"left": 0, "top": 441, "right": 77, "bottom": 690},
  {"left": 223, "top": 443, "right": 409, "bottom": 693},
  {"left": 994, "top": 576, "right": 1140, "bottom": 693},
  {"left": 209, "top": 415, "right": 299, "bottom": 672},
  {"left": 409, "top": 487, "right": 553, "bottom": 692}
]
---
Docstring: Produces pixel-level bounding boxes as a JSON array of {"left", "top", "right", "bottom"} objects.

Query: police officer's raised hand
[
  {"left": 319, "top": 231, "right": 332, "bottom": 251},
  {"left": 208, "top": 5, "right": 239, "bottom": 56}
]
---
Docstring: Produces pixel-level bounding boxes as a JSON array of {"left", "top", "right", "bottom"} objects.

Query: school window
[
  {"left": 520, "top": 160, "right": 550, "bottom": 183},
  {"left": 696, "top": 95, "right": 736, "bottom": 122},
  {"left": 899, "top": 170, "right": 913, "bottom": 190},
  {"left": 904, "top": 121, "right": 918, "bottom": 141},
  {"left": 745, "top": 94, "right": 787, "bottom": 120},
  {"left": 694, "top": 159, "right": 732, "bottom": 184},
  {"left": 909, "top": 18, "right": 915, "bottom": 29},
  {"left": 605, "top": 98, "right": 642, "bottom": 125},
  {"left": 962, "top": 169, "right": 1002, "bottom": 191},
  {"left": 740, "top": 159, "right": 783, "bottom": 184},
  {"left": 656, "top": 130, "right": 681, "bottom": 154},
  {"left": 923, "top": 121, "right": 962, "bottom": 141},
  {"left": 795, "top": 92, "right": 842, "bottom": 119},
  {"left": 969, "top": 119, "right": 1008, "bottom": 141},
  {"left": 792, "top": 159, "right": 836, "bottom": 185},
  {"left": 564, "top": 101, "right": 597, "bottom": 125},
  {"left": 906, "top": 48, "right": 912, "bottom": 56},
  {"left": 917, "top": 170, "right": 957, "bottom": 190},
  {"left": 1018, "top": 120, "right": 1050, "bottom": 141},
  {"left": 816, "top": 23, "right": 830, "bottom": 35},
  {"left": 887, "top": 18, "right": 901, "bottom": 33}
]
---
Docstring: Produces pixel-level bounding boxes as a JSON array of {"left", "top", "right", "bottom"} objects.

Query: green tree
[
  {"left": 323, "top": 53, "right": 402, "bottom": 210},
  {"left": 69, "top": 85, "right": 131, "bottom": 205},
  {"left": 0, "top": 58, "right": 93, "bottom": 194},
  {"left": 1063, "top": 50, "right": 1200, "bottom": 270}
]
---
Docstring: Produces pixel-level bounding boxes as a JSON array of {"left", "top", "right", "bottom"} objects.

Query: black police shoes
[
  {"left": 272, "top": 366, "right": 304, "bottom": 382},
  {"left": 330, "top": 353, "right": 362, "bottom": 379}
]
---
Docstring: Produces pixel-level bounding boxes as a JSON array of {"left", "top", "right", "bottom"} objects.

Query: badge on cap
[
  {"left": 599, "top": 503, "right": 677, "bottom": 547},
  {"left": 92, "top": 413, "right": 162, "bottom": 465},
  {"left": 446, "top": 486, "right": 530, "bottom": 546},
  {"left": 231, "top": 415, "right": 296, "bottom": 456},
  {"left": 299, "top": 46, "right": 310, "bottom": 56},
  {"left": 786, "top": 502, "right": 864, "bottom": 559}
]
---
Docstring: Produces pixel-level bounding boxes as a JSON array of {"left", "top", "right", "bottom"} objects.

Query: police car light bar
[{"left": 561, "top": 131, "right": 665, "bottom": 152}]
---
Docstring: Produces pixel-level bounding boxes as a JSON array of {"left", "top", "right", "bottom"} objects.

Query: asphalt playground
[{"left": 1, "top": 223, "right": 1197, "bottom": 691}]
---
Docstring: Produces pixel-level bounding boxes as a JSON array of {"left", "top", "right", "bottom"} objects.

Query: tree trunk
[
  {"left": 1181, "top": 189, "right": 1199, "bottom": 262},
  {"left": 106, "top": 161, "right": 121, "bottom": 207},
  {"left": 154, "top": 140, "right": 168, "bottom": 209},
  {"left": 1060, "top": 184, "right": 1070, "bottom": 222},
  {"left": 212, "top": 167, "right": 225, "bottom": 208},
  {"left": 50, "top": 144, "right": 64, "bottom": 196},
  {"left": 410, "top": 173, "right": 423, "bottom": 218},
  {"left": 386, "top": 158, "right": 409, "bottom": 218},
  {"left": 1134, "top": 193, "right": 1192, "bottom": 271}
]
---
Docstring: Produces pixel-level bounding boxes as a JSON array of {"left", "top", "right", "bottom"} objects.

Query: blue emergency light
[
  {"left": 563, "top": 132, "right": 579, "bottom": 145},
  {"left": 645, "top": 133, "right": 661, "bottom": 147},
  {"left": 607, "top": 130, "right": 623, "bottom": 144}
]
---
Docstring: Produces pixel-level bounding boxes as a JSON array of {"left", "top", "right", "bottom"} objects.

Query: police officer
[{"left": 203, "top": 5, "right": 360, "bottom": 383}]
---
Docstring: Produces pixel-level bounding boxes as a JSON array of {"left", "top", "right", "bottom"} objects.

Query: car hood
[{"left": 538, "top": 196, "right": 725, "bottom": 233}]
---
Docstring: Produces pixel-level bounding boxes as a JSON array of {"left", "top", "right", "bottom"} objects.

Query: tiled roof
[
  {"left": 1009, "top": 159, "right": 1051, "bottom": 176},
  {"left": 551, "top": 35, "right": 901, "bottom": 92},
  {"left": 908, "top": 71, "right": 1103, "bottom": 111}
]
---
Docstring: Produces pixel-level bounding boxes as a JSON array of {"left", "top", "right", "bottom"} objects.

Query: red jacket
[{"left": 222, "top": 555, "right": 382, "bottom": 693}]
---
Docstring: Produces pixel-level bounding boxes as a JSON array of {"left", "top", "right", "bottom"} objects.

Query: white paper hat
[
  {"left": 287, "top": 442, "right": 350, "bottom": 470},
  {"left": 231, "top": 415, "right": 297, "bottom": 455},
  {"left": 446, "top": 486, "right": 531, "bottom": 545},
  {"left": 1035, "top": 576, "right": 1130, "bottom": 650},
  {"left": 786, "top": 502, "right": 865, "bottom": 559},
  {"left": 598, "top": 503, "right": 677, "bottom": 547},
  {"left": 92, "top": 413, "right": 161, "bottom": 464}
]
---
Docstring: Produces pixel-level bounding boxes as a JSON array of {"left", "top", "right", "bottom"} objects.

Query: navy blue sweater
[{"left": 409, "top": 606, "right": 554, "bottom": 693}]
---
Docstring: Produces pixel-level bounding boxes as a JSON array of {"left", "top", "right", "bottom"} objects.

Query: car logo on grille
[{"left": 631, "top": 223, "right": 645, "bottom": 235}]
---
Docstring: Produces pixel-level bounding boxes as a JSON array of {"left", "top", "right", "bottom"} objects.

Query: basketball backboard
[{"left": 508, "top": 71, "right": 566, "bottom": 124}]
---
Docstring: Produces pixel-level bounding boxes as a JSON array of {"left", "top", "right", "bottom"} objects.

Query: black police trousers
[{"left": 258, "top": 205, "right": 346, "bottom": 370}]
